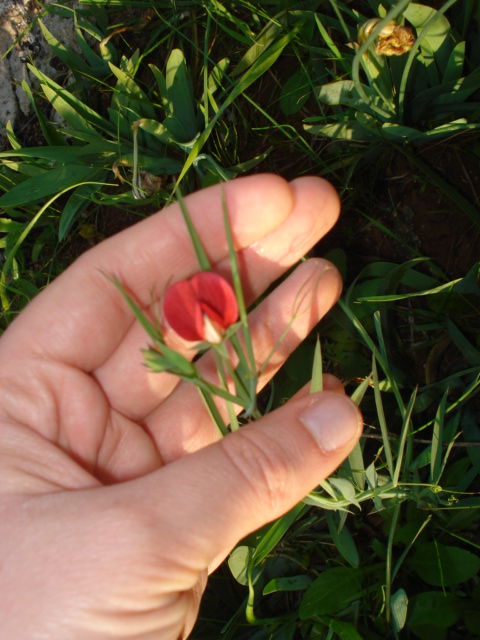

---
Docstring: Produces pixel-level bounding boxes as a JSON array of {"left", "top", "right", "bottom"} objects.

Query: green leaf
[
  {"left": 399, "top": 0, "right": 459, "bottom": 120},
  {"left": 304, "top": 120, "right": 380, "bottom": 141},
  {"left": 20, "top": 81, "right": 67, "bottom": 147},
  {"left": 135, "top": 118, "right": 172, "bottom": 145},
  {"left": 408, "top": 542, "right": 480, "bottom": 587},
  {"left": 176, "top": 25, "right": 300, "bottom": 184},
  {"left": 109, "top": 59, "right": 157, "bottom": 121},
  {"left": 391, "top": 588, "right": 408, "bottom": 632},
  {"left": 323, "top": 617, "right": 363, "bottom": 640},
  {"left": 299, "top": 567, "right": 363, "bottom": 618},
  {"left": 232, "top": 14, "right": 287, "bottom": 76},
  {"left": 75, "top": 17, "right": 113, "bottom": 73},
  {"left": 407, "top": 591, "right": 462, "bottom": 628},
  {"left": 41, "top": 85, "right": 98, "bottom": 136},
  {"left": 357, "top": 277, "right": 462, "bottom": 302},
  {"left": 326, "top": 511, "right": 359, "bottom": 568},
  {"left": 165, "top": 49, "right": 198, "bottom": 142},
  {"left": 280, "top": 68, "right": 311, "bottom": 116},
  {"left": 253, "top": 503, "right": 305, "bottom": 564},
  {"left": 38, "top": 19, "right": 92, "bottom": 75},
  {"left": 0, "top": 164, "right": 100, "bottom": 207},
  {"left": 317, "top": 80, "right": 391, "bottom": 118},
  {"left": 28, "top": 65, "right": 112, "bottom": 134},
  {"left": 447, "top": 318, "right": 480, "bottom": 367},
  {"left": 0, "top": 141, "right": 120, "bottom": 163},
  {"left": 346, "top": 440, "right": 366, "bottom": 491},
  {"left": 263, "top": 575, "right": 312, "bottom": 595},
  {"left": 406, "top": 6, "right": 452, "bottom": 78},
  {"left": 203, "top": 57, "right": 230, "bottom": 106},
  {"left": 443, "top": 41, "right": 465, "bottom": 84},
  {"left": 228, "top": 546, "right": 254, "bottom": 586},
  {"left": 314, "top": 13, "right": 349, "bottom": 74},
  {"left": 59, "top": 176, "right": 108, "bottom": 240},
  {"left": 209, "top": 0, "right": 253, "bottom": 45}
]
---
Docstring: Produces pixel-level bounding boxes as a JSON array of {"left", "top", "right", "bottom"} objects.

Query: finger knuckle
[{"left": 220, "top": 429, "right": 292, "bottom": 510}]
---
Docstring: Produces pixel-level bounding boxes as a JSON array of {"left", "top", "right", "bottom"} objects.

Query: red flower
[{"left": 163, "top": 272, "right": 239, "bottom": 343}]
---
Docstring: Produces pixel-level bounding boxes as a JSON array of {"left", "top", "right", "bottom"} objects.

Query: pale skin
[{"left": 0, "top": 175, "right": 363, "bottom": 639}]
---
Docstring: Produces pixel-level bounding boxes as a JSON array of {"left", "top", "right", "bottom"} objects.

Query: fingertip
[
  {"left": 222, "top": 173, "right": 294, "bottom": 244},
  {"left": 299, "top": 392, "right": 363, "bottom": 455},
  {"left": 289, "top": 176, "right": 341, "bottom": 232},
  {"left": 292, "top": 375, "right": 346, "bottom": 401},
  {"left": 323, "top": 373, "right": 346, "bottom": 394}
]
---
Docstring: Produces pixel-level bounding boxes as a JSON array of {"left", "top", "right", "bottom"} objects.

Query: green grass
[{"left": 1, "top": 1, "right": 480, "bottom": 638}]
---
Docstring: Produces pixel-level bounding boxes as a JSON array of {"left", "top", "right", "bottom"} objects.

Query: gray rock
[{"left": 0, "top": 0, "right": 80, "bottom": 147}]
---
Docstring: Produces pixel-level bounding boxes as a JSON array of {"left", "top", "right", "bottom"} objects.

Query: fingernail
[{"left": 300, "top": 394, "right": 362, "bottom": 454}]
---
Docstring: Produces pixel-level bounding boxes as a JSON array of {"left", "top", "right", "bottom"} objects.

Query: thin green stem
[{"left": 386, "top": 502, "right": 401, "bottom": 624}]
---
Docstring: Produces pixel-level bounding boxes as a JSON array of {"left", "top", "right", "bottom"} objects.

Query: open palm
[{"left": 0, "top": 175, "right": 362, "bottom": 639}]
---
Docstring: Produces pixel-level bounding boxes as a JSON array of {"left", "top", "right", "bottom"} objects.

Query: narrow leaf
[
  {"left": 175, "top": 186, "right": 211, "bottom": 271},
  {"left": 431, "top": 391, "right": 448, "bottom": 484},
  {"left": 310, "top": 336, "right": 323, "bottom": 393},
  {"left": 372, "top": 353, "right": 395, "bottom": 479}
]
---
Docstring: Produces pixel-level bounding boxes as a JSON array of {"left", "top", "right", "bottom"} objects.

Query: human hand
[{"left": 0, "top": 175, "right": 362, "bottom": 639}]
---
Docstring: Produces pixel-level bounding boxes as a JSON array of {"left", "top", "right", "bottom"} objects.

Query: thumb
[{"left": 140, "top": 391, "right": 363, "bottom": 570}]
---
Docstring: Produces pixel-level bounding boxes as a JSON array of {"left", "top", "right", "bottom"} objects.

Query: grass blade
[
  {"left": 175, "top": 186, "right": 211, "bottom": 271},
  {"left": 372, "top": 352, "right": 395, "bottom": 480},
  {"left": 393, "top": 386, "right": 417, "bottom": 486},
  {"left": 310, "top": 336, "right": 323, "bottom": 393},
  {"left": 430, "top": 391, "right": 448, "bottom": 485}
]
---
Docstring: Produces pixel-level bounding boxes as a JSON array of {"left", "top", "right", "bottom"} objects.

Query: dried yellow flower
[{"left": 358, "top": 18, "right": 416, "bottom": 56}]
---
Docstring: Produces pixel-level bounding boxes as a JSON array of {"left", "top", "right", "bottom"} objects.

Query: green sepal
[{"left": 142, "top": 346, "right": 196, "bottom": 377}]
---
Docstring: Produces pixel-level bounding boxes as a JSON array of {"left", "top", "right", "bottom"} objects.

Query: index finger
[{"left": 1, "top": 175, "right": 294, "bottom": 370}]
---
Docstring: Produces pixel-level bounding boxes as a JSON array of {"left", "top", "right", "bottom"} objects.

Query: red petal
[
  {"left": 163, "top": 280, "right": 204, "bottom": 341},
  {"left": 190, "top": 272, "right": 239, "bottom": 328}
]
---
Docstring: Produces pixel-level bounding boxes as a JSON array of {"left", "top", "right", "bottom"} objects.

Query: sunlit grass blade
[
  {"left": 221, "top": 189, "right": 257, "bottom": 411},
  {"left": 338, "top": 299, "right": 385, "bottom": 370},
  {"left": 346, "top": 373, "right": 370, "bottom": 491},
  {"left": 197, "top": 386, "right": 229, "bottom": 437},
  {"left": 314, "top": 14, "right": 349, "bottom": 74},
  {"left": 175, "top": 185, "right": 211, "bottom": 271},
  {"left": 310, "top": 336, "right": 323, "bottom": 393},
  {"left": 253, "top": 503, "right": 306, "bottom": 565},
  {"left": 107, "top": 275, "right": 163, "bottom": 343},
  {"left": 213, "top": 349, "right": 239, "bottom": 432}
]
